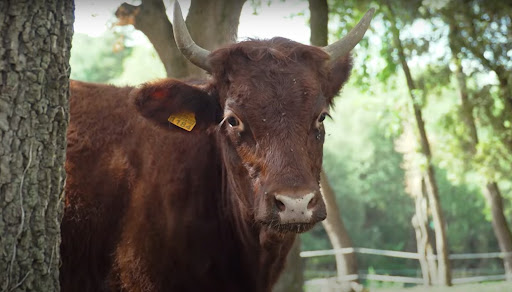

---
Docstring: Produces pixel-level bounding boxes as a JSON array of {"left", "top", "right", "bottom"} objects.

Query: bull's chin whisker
[{"left": 259, "top": 221, "right": 315, "bottom": 234}]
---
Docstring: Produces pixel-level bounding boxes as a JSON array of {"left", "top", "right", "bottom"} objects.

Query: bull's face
[
  {"left": 133, "top": 2, "right": 373, "bottom": 234},
  {"left": 208, "top": 41, "right": 355, "bottom": 233},
  {"left": 218, "top": 70, "right": 329, "bottom": 232}
]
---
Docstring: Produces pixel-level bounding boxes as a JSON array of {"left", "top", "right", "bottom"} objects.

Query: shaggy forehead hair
[{"left": 207, "top": 37, "right": 353, "bottom": 106}]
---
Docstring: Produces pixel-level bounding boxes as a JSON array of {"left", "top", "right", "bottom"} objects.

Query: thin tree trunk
[
  {"left": 308, "top": 0, "right": 328, "bottom": 46},
  {"left": 115, "top": 0, "right": 245, "bottom": 79},
  {"left": 320, "top": 171, "right": 358, "bottom": 276},
  {"left": 273, "top": 238, "right": 304, "bottom": 292},
  {"left": 421, "top": 178, "right": 438, "bottom": 285},
  {"left": 386, "top": 3, "right": 452, "bottom": 286},
  {"left": 411, "top": 180, "right": 437, "bottom": 286},
  {"left": 309, "top": 0, "right": 359, "bottom": 289},
  {"left": 449, "top": 31, "right": 512, "bottom": 280},
  {"left": 484, "top": 182, "right": 512, "bottom": 280},
  {"left": 397, "top": 124, "right": 437, "bottom": 286},
  {"left": 320, "top": 171, "right": 361, "bottom": 292},
  {"left": 422, "top": 165, "right": 451, "bottom": 286},
  {"left": 0, "top": 1, "right": 73, "bottom": 290}
]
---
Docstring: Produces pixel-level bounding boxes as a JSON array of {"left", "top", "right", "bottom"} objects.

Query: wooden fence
[{"left": 300, "top": 247, "right": 511, "bottom": 285}]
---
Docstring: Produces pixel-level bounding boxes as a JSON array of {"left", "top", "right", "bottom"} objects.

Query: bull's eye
[
  {"left": 227, "top": 116, "right": 239, "bottom": 127},
  {"left": 224, "top": 113, "right": 244, "bottom": 132},
  {"left": 316, "top": 111, "right": 330, "bottom": 126},
  {"left": 318, "top": 112, "right": 328, "bottom": 123}
]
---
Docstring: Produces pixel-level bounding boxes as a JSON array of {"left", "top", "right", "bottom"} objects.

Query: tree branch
[{"left": 115, "top": 0, "right": 200, "bottom": 78}]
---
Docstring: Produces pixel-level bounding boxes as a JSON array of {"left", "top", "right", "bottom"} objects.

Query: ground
[
  {"left": 373, "top": 282, "right": 510, "bottom": 292},
  {"left": 304, "top": 280, "right": 510, "bottom": 292}
]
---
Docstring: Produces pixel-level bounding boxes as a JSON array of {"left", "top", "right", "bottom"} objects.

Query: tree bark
[
  {"left": 449, "top": 28, "right": 512, "bottom": 280},
  {"left": 115, "top": 0, "right": 245, "bottom": 79},
  {"left": 386, "top": 2, "right": 452, "bottom": 286},
  {"left": 0, "top": 1, "right": 73, "bottom": 291}
]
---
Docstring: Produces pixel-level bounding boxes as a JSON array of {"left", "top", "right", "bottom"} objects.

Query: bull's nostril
[
  {"left": 307, "top": 196, "right": 317, "bottom": 209},
  {"left": 275, "top": 197, "right": 286, "bottom": 212}
]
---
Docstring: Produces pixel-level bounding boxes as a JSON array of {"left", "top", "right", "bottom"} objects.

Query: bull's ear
[
  {"left": 131, "top": 79, "right": 220, "bottom": 131},
  {"left": 325, "top": 54, "right": 353, "bottom": 105}
]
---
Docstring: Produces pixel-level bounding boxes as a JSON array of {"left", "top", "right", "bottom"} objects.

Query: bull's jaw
[
  {"left": 259, "top": 224, "right": 298, "bottom": 242},
  {"left": 263, "top": 221, "right": 317, "bottom": 234}
]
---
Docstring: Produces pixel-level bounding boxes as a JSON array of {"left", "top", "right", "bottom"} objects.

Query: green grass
[{"left": 373, "top": 282, "right": 510, "bottom": 292}]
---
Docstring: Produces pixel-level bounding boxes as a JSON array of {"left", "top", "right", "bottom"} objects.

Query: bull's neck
[{"left": 214, "top": 133, "right": 296, "bottom": 291}]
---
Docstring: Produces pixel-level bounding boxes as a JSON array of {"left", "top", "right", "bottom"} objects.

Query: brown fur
[{"left": 61, "top": 38, "right": 353, "bottom": 292}]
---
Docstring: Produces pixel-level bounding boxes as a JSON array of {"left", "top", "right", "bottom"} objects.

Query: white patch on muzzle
[{"left": 275, "top": 192, "right": 314, "bottom": 224}]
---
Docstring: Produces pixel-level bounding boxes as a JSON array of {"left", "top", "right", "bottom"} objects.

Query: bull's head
[{"left": 133, "top": 2, "right": 374, "bottom": 233}]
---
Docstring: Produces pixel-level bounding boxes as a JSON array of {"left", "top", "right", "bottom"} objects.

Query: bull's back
[
  {"left": 61, "top": 80, "right": 223, "bottom": 291},
  {"left": 61, "top": 80, "right": 138, "bottom": 291}
]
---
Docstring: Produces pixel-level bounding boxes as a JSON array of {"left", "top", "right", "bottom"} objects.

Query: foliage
[
  {"left": 70, "top": 32, "right": 165, "bottom": 85},
  {"left": 301, "top": 80, "right": 503, "bottom": 276},
  {"left": 109, "top": 45, "right": 166, "bottom": 86},
  {"left": 70, "top": 33, "right": 133, "bottom": 83},
  {"left": 302, "top": 0, "right": 512, "bottom": 278}
]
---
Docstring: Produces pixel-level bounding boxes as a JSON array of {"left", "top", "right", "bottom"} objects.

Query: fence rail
[{"left": 301, "top": 247, "right": 511, "bottom": 285}]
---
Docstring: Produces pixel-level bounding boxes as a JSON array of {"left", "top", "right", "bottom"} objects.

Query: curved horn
[
  {"left": 323, "top": 8, "right": 375, "bottom": 61},
  {"left": 172, "top": 1, "right": 212, "bottom": 72}
]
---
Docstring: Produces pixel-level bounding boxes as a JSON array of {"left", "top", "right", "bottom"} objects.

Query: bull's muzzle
[{"left": 272, "top": 190, "right": 326, "bottom": 225}]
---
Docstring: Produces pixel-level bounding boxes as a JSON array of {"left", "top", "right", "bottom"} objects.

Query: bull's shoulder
[
  {"left": 68, "top": 80, "right": 137, "bottom": 148},
  {"left": 69, "top": 80, "right": 134, "bottom": 110}
]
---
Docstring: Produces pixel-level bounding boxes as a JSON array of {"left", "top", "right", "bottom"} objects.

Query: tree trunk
[
  {"left": 320, "top": 171, "right": 361, "bottom": 292},
  {"left": 449, "top": 28, "right": 512, "bottom": 280},
  {"left": 187, "top": 0, "right": 245, "bottom": 52},
  {"left": 484, "top": 182, "right": 512, "bottom": 281},
  {"left": 115, "top": 0, "right": 245, "bottom": 79},
  {"left": 273, "top": 238, "right": 304, "bottom": 292},
  {"left": 386, "top": 3, "right": 452, "bottom": 286},
  {"left": 0, "top": 1, "right": 73, "bottom": 291},
  {"left": 397, "top": 124, "right": 437, "bottom": 286},
  {"left": 308, "top": 0, "right": 328, "bottom": 46},
  {"left": 422, "top": 165, "right": 451, "bottom": 286},
  {"left": 411, "top": 179, "right": 437, "bottom": 286},
  {"left": 309, "top": 0, "right": 359, "bottom": 289}
]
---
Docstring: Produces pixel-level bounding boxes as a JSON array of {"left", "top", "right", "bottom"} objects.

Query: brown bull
[{"left": 60, "top": 3, "right": 374, "bottom": 291}]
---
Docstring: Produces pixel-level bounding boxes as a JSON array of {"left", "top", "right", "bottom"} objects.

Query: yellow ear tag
[{"left": 168, "top": 112, "right": 196, "bottom": 132}]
